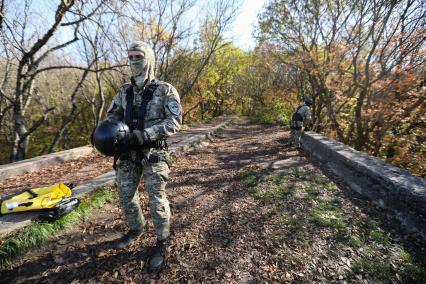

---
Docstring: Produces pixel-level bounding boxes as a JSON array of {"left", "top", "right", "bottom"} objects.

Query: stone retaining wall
[{"left": 302, "top": 131, "right": 426, "bottom": 236}]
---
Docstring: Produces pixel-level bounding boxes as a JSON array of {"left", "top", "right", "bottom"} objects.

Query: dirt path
[{"left": 1, "top": 119, "right": 425, "bottom": 283}]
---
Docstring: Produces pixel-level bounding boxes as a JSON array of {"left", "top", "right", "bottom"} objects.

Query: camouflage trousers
[
  {"left": 290, "top": 128, "right": 303, "bottom": 148},
  {"left": 116, "top": 152, "right": 170, "bottom": 240}
]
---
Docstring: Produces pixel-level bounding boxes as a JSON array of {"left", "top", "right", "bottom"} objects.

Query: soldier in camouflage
[
  {"left": 106, "top": 41, "right": 182, "bottom": 271},
  {"left": 290, "top": 98, "right": 313, "bottom": 149}
]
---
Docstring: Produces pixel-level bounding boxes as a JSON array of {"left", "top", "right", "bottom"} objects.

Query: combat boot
[
  {"left": 148, "top": 239, "right": 167, "bottom": 272},
  {"left": 114, "top": 228, "right": 144, "bottom": 249}
]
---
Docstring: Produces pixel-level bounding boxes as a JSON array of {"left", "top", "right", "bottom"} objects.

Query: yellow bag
[{"left": 0, "top": 183, "right": 72, "bottom": 215}]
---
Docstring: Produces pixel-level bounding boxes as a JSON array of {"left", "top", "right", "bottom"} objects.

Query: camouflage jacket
[
  {"left": 107, "top": 79, "right": 182, "bottom": 142},
  {"left": 291, "top": 104, "right": 312, "bottom": 128}
]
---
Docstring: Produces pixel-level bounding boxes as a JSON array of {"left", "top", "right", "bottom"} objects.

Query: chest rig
[
  {"left": 114, "top": 83, "right": 169, "bottom": 169},
  {"left": 123, "top": 83, "right": 168, "bottom": 151},
  {"left": 124, "top": 83, "right": 159, "bottom": 131}
]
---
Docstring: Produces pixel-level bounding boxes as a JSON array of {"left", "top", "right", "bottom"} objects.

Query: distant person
[
  {"left": 93, "top": 41, "right": 182, "bottom": 272},
  {"left": 289, "top": 98, "right": 313, "bottom": 149}
]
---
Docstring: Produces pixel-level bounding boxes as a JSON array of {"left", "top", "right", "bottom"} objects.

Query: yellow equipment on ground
[{"left": 0, "top": 183, "right": 73, "bottom": 215}]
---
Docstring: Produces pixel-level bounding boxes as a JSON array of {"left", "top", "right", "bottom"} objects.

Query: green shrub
[{"left": 249, "top": 102, "right": 292, "bottom": 124}]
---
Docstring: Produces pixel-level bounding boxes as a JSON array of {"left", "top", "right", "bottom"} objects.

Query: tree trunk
[
  {"left": 354, "top": 90, "right": 366, "bottom": 150},
  {"left": 11, "top": 105, "right": 28, "bottom": 161}
]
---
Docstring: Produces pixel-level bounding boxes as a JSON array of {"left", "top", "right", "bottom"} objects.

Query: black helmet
[
  {"left": 92, "top": 118, "right": 131, "bottom": 156},
  {"left": 304, "top": 98, "right": 313, "bottom": 106}
]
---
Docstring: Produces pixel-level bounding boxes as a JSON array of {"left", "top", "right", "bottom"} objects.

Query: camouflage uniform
[
  {"left": 107, "top": 42, "right": 182, "bottom": 241},
  {"left": 290, "top": 104, "right": 312, "bottom": 148}
]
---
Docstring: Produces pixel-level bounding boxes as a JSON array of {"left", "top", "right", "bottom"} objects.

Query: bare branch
[
  {"left": 23, "top": 0, "right": 75, "bottom": 63},
  {"left": 61, "top": 1, "right": 104, "bottom": 26},
  {"left": 22, "top": 106, "right": 55, "bottom": 140}
]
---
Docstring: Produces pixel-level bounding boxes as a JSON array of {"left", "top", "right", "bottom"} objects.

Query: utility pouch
[
  {"left": 144, "top": 139, "right": 168, "bottom": 150},
  {"left": 148, "top": 153, "right": 172, "bottom": 167},
  {"left": 148, "top": 154, "right": 161, "bottom": 163}
]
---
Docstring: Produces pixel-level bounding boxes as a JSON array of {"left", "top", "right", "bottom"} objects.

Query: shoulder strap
[
  {"left": 124, "top": 85, "right": 134, "bottom": 127},
  {"left": 137, "top": 83, "right": 159, "bottom": 130},
  {"left": 295, "top": 105, "right": 304, "bottom": 113},
  {"left": 26, "top": 189, "right": 38, "bottom": 199}
]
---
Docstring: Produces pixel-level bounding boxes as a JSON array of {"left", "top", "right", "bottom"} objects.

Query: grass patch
[
  {"left": 336, "top": 232, "right": 366, "bottom": 248},
  {"left": 242, "top": 173, "right": 260, "bottom": 188},
  {"left": 368, "top": 229, "right": 389, "bottom": 244},
  {"left": 278, "top": 169, "right": 338, "bottom": 201},
  {"left": 303, "top": 173, "right": 337, "bottom": 195},
  {"left": 246, "top": 173, "right": 296, "bottom": 201},
  {"left": 243, "top": 168, "right": 337, "bottom": 203},
  {"left": 0, "top": 186, "right": 115, "bottom": 268},
  {"left": 346, "top": 235, "right": 365, "bottom": 248},
  {"left": 404, "top": 263, "right": 426, "bottom": 283},
  {"left": 336, "top": 217, "right": 389, "bottom": 245},
  {"left": 397, "top": 249, "right": 426, "bottom": 283},
  {"left": 286, "top": 217, "right": 306, "bottom": 233},
  {"left": 352, "top": 250, "right": 426, "bottom": 283},
  {"left": 309, "top": 202, "right": 346, "bottom": 229},
  {"left": 355, "top": 219, "right": 389, "bottom": 245},
  {"left": 352, "top": 258, "right": 391, "bottom": 282},
  {"left": 253, "top": 183, "right": 296, "bottom": 200},
  {"left": 364, "top": 219, "right": 380, "bottom": 230}
]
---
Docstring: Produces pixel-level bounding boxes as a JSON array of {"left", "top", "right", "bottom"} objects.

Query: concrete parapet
[
  {"left": 302, "top": 131, "right": 426, "bottom": 236},
  {"left": 0, "top": 146, "right": 94, "bottom": 181}
]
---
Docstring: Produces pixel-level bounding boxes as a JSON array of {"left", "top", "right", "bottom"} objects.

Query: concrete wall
[
  {"left": 0, "top": 146, "right": 94, "bottom": 181},
  {"left": 302, "top": 131, "right": 426, "bottom": 236}
]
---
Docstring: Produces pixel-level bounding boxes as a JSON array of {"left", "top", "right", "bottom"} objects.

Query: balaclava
[{"left": 128, "top": 41, "right": 155, "bottom": 89}]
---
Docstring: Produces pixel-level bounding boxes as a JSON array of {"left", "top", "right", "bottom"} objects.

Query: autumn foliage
[{"left": 257, "top": 0, "right": 426, "bottom": 177}]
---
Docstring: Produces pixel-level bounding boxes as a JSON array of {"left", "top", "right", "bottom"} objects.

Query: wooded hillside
[{"left": 0, "top": 0, "right": 424, "bottom": 177}]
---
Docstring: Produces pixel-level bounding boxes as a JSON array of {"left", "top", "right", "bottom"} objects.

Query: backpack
[
  {"left": 290, "top": 105, "right": 304, "bottom": 129},
  {"left": 291, "top": 105, "right": 304, "bottom": 122}
]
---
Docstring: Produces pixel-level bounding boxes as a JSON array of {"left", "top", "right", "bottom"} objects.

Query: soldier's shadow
[{"left": 0, "top": 236, "right": 154, "bottom": 283}]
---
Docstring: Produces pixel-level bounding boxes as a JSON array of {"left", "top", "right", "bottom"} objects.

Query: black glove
[
  {"left": 132, "top": 130, "right": 145, "bottom": 146},
  {"left": 121, "top": 130, "right": 145, "bottom": 149}
]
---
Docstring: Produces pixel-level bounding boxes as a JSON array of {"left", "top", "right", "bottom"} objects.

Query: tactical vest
[
  {"left": 117, "top": 82, "right": 167, "bottom": 168},
  {"left": 123, "top": 83, "right": 167, "bottom": 151},
  {"left": 124, "top": 83, "right": 159, "bottom": 131}
]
